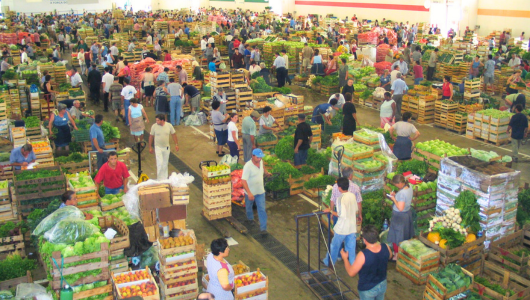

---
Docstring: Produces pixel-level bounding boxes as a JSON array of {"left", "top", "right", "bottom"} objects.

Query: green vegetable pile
[
  {"left": 517, "top": 188, "right": 530, "bottom": 227},
  {"left": 100, "top": 121, "right": 121, "bottom": 142},
  {"left": 430, "top": 264, "right": 472, "bottom": 295},
  {"left": 475, "top": 276, "right": 516, "bottom": 297},
  {"left": 87, "top": 207, "right": 139, "bottom": 226},
  {"left": 362, "top": 190, "right": 393, "bottom": 231},
  {"left": 477, "top": 108, "right": 512, "bottom": 119},
  {"left": 0, "top": 221, "right": 27, "bottom": 238},
  {"left": 230, "top": 163, "right": 244, "bottom": 172},
  {"left": 59, "top": 83, "right": 72, "bottom": 92},
  {"left": 353, "top": 83, "right": 368, "bottom": 91},
  {"left": 0, "top": 253, "right": 37, "bottom": 282},
  {"left": 273, "top": 86, "right": 292, "bottom": 94},
  {"left": 256, "top": 133, "right": 277, "bottom": 144},
  {"left": 250, "top": 77, "right": 273, "bottom": 93},
  {"left": 265, "top": 176, "right": 290, "bottom": 192},
  {"left": 395, "top": 159, "right": 428, "bottom": 177},
  {"left": 307, "top": 148, "right": 331, "bottom": 173},
  {"left": 321, "top": 76, "right": 339, "bottom": 87},
  {"left": 299, "top": 165, "right": 319, "bottom": 175},
  {"left": 69, "top": 89, "right": 84, "bottom": 97},
  {"left": 23, "top": 116, "right": 40, "bottom": 128},
  {"left": 16, "top": 168, "right": 62, "bottom": 181},
  {"left": 400, "top": 239, "right": 437, "bottom": 258},
  {"left": 415, "top": 140, "right": 469, "bottom": 158},
  {"left": 54, "top": 152, "right": 88, "bottom": 164},
  {"left": 100, "top": 192, "right": 124, "bottom": 206},
  {"left": 304, "top": 175, "right": 336, "bottom": 190},
  {"left": 275, "top": 136, "right": 295, "bottom": 161},
  {"left": 71, "top": 281, "right": 109, "bottom": 295},
  {"left": 454, "top": 190, "right": 481, "bottom": 234},
  {"left": 271, "top": 161, "right": 302, "bottom": 180}
]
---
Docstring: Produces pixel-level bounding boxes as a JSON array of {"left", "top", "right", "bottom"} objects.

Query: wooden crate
[
  {"left": 0, "top": 270, "right": 32, "bottom": 291},
  {"left": 424, "top": 266, "right": 474, "bottom": 300},
  {"left": 100, "top": 200, "right": 124, "bottom": 211},
  {"left": 202, "top": 205, "right": 231, "bottom": 221},
  {"left": 114, "top": 267, "right": 160, "bottom": 300},
  {"left": 47, "top": 242, "right": 109, "bottom": 290},
  {"left": 234, "top": 271, "right": 269, "bottom": 300},
  {"left": 58, "top": 279, "right": 113, "bottom": 300},
  {"left": 0, "top": 234, "right": 25, "bottom": 259},
  {"left": 419, "top": 231, "right": 485, "bottom": 268},
  {"left": 172, "top": 186, "right": 189, "bottom": 205},
  {"left": 14, "top": 166, "right": 66, "bottom": 201},
  {"left": 98, "top": 216, "right": 130, "bottom": 251},
  {"left": 473, "top": 260, "right": 530, "bottom": 300},
  {"left": 160, "top": 257, "right": 198, "bottom": 284},
  {"left": 287, "top": 174, "right": 305, "bottom": 196},
  {"left": 396, "top": 243, "right": 440, "bottom": 285},
  {"left": 158, "top": 230, "right": 196, "bottom": 260},
  {"left": 488, "top": 226, "right": 530, "bottom": 277}
]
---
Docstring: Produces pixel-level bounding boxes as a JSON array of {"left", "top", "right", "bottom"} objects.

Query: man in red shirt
[{"left": 95, "top": 151, "right": 130, "bottom": 195}]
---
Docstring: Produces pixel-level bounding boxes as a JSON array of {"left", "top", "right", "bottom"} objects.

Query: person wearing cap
[
  {"left": 49, "top": 103, "right": 77, "bottom": 152},
  {"left": 242, "top": 111, "right": 260, "bottom": 162},
  {"left": 258, "top": 106, "right": 281, "bottom": 136},
  {"left": 242, "top": 148, "right": 271, "bottom": 233},
  {"left": 10, "top": 143, "right": 36, "bottom": 170},
  {"left": 294, "top": 114, "right": 313, "bottom": 166}
]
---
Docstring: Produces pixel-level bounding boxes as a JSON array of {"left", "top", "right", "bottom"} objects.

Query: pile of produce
[
  {"left": 100, "top": 121, "right": 121, "bottom": 142},
  {"left": 427, "top": 207, "right": 477, "bottom": 249},
  {"left": 69, "top": 89, "right": 84, "bottom": 98},
  {"left": 430, "top": 264, "right": 472, "bottom": 294},
  {"left": 353, "top": 83, "right": 368, "bottom": 91},
  {"left": 87, "top": 207, "right": 139, "bottom": 226},
  {"left": 58, "top": 83, "right": 72, "bottom": 92},
  {"left": 360, "top": 89, "right": 373, "bottom": 100},
  {"left": 321, "top": 76, "right": 339, "bottom": 87},
  {"left": 415, "top": 140, "right": 469, "bottom": 158},
  {"left": 250, "top": 77, "right": 273, "bottom": 93},
  {"left": 374, "top": 61, "right": 392, "bottom": 75},
  {"left": 476, "top": 108, "right": 512, "bottom": 119},
  {"left": 23, "top": 116, "right": 40, "bottom": 128},
  {"left": 303, "top": 175, "right": 336, "bottom": 190},
  {"left": 342, "top": 143, "right": 373, "bottom": 157},
  {"left": 274, "top": 136, "right": 295, "bottom": 161},
  {"left": 469, "top": 148, "right": 499, "bottom": 162},
  {"left": 475, "top": 276, "right": 517, "bottom": 297},
  {"left": 454, "top": 190, "right": 481, "bottom": 233},
  {"left": 400, "top": 239, "right": 437, "bottom": 258},
  {"left": 272, "top": 87, "right": 292, "bottom": 94},
  {"left": 100, "top": 192, "right": 124, "bottom": 206},
  {"left": 0, "top": 221, "right": 27, "bottom": 238},
  {"left": 54, "top": 152, "right": 88, "bottom": 164},
  {"left": 362, "top": 190, "right": 393, "bottom": 231},
  {"left": 271, "top": 161, "right": 302, "bottom": 180},
  {"left": 307, "top": 148, "right": 331, "bottom": 173},
  {"left": 0, "top": 253, "right": 37, "bottom": 282},
  {"left": 376, "top": 44, "right": 390, "bottom": 62},
  {"left": 517, "top": 188, "right": 530, "bottom": 226},
  {"left": 69, "top": 174, "right": 95, "bottom": 189},
  {"left": 394, "top": 159, "right": 428, "bottom": 177}
]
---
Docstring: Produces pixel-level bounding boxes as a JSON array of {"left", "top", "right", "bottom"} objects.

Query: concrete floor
[{"left": 67, "top": 69, "right": 530, "bottom": 299}]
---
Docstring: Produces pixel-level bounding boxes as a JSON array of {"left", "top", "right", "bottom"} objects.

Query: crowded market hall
[{"left": 0, "top": 0, "right": 530, "bottom": 299}]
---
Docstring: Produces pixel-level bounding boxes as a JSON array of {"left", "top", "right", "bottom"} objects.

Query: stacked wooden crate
[
  {"left": 98, "top": 216, "right": 130, "bottom": 274},
  {"left": 158, "top": 229, "right": 199, "bottom": 299},
  {"left": 310, "top": 124, "right": 321, "bottom": 149},
  {"left": 473, "top": 110, "right": 511, "bottom": 145},
  {"left": 423, "top": 266, "right": 474, "bottom": 300},
  {"left": 473, "top": 260, "right": 530, "bottom": 300},
  {"left": 417, "top": 91, "right": 436, "bottom": 124},
  {"left": 29, "top": 138, "right": 53, "bottom": 167},
  {"left": 0, "top": 182, "right": 19, "bottom": 223},
  {"left": 233, "top": 270, "right": 269, "bottom": 300},
  {"left": 210, "top": 72, "right": 231, "bottom": 91},
  {"left": 396, "top": 239, "right": 440, "bottom": 285},
  {"left": 434, "top": 100, "right": 458, "bottom": 129},
  {"left": 9, "top": 89, "right": 20, "bottom": 117},
  {"left": 236, "top": 87, "right": 252, "bottom": 109},
  {"left": 138, "top": 184, "right": 172, "bottom": 242},
  {"left": 68, "top": 174, "right": 99, "bottom": 209},
  {"left": 0, "top": 91, "right": 8, "bottom": 138},
  {"left": 487, "top": 226, "right": 530, "bottom": 277},
  {"left": 202, "top": 165, "right": 232, "bottom": 220},
  {"left": 464, "top": 78, "right": 481, "bottom": 101},
  {"left": 113, "top": 267, "right": 159, "bottom": 299},
  {"left": 53, "top": 64, "right": 67, "bottom": 86},
  {"left": 10, "top": 127, "right": 25, "bottom": 148}
]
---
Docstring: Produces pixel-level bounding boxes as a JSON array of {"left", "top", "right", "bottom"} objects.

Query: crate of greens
[
  {"left": 14, "top": 166, "right": 66, "bottom": 202},
  {"left": 55, "top": 152, "right": 89, "bottom": 173},
  {"left": 397, "top": 239, "right": 440, "bottom": 285},
  {"left": 0, "top": 221, "right": 26, "bottom": 259},
  {"left": 98, "top": 216, "right": 130, "bottom": 251},
  {"left": 424, "top": 264, "right": 474, "bottom": 300},
  {"left": 473, "top": 260, "right": 530, "bottom": 300},
  {"left": 488, "top": 225, "right": 530, "bottom": 277}
]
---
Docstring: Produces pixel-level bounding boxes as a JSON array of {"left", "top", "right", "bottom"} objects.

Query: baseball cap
[
  {"left": 252, "top": 148, "right": 265, "bottom": 158},
  {"left": 250, "top": 110, "right": 261, "bottom": 118}
]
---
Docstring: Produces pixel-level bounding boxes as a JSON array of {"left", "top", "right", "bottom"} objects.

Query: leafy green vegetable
[
  {"left": 517, "top": 188, "right": 530, "bottom": 226},
  {"left": 438, "top": 227, "right": 466, "bottom": 248},
  {"left": 100, "top": 121, "right": 120, "bottom": 142},
  {"left": 362, "top": 190, "right": 392, "bottom": 231},
  {"left": 431, "top": 264, "right": 472, "bottom": 295},
  {"left": 0, "top": 253, "right": 37, "bottom": 281},
  {"left": 275, "top": 136, "right": 295, "bottom": 161},
  {"left": 475, "top": 276, "right": 516, "bottom": 296},
  {"left": 271, "top": 161, "right": 302, "bottom": 180},
  {"left": 265, "top": 176, "right": 289, "bottom": 191},
  {"left": 396, "top": 159, "right": 428, "bottom": 177},
  {"left": 454, "top": 190, "right": 481, "bottom": 234},
  {"left": 54, "top": 152, "right": 88, "bottom": 164},
  {"left": 304, "top": 175, "right": 336, "bottom": 190},
  {"left": 307, "top": 148, "right": 330, "bottom": 173},
  {"left": 23, "top": 116, "right": 40, "bottom": 128}
]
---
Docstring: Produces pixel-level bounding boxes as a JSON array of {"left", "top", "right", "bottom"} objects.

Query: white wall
[
  {"left": 476, "top": 0, "right": 530, "bottom": 37},
  {"left": 2, "top": 0, "right": 112, "bottom": 14},
  {"left": 208, "top": 1, "right": 271, "bottom": 13},
  {"left": 292, "top": 0, "right": 430, "bottom": 24}
]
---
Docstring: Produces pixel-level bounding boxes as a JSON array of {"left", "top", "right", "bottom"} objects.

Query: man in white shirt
[
  {"left": 322, "top": 177, "right": 358, "bottom": 267},
  {"left": 200, "top": 37, "right": 208, "bottom": 52},
  {"left": 149, "top": 114, "right": 179, "bottom": 180},
  {"left": 20, "top": 48, "right": 28, "bottom": 64},
  {"left": 390, "top": 65, "right": 400, "bottom": 85},
  {"left": 70, "top": 68, "right": 82, "bottom": 87},
  {"left": 175, "top": 27, "right": 183, "bottom": 38},
  {"left": 208, "top": 35, "right": 215, "bottom": 48},
  {"left": 120, "top": 78, "right": 137, "bottom": 126},
  {"left": 328, "top": 93, "right": 345, "bottom": 109},
  {"left": 101, "top": 67, "right": 114, "bottom": 112},
  {"left": 146, "top": 34, "right": 153, "bottom": 45},
  {"left": 508, "top": 53, "right": 521, "bottom": 70},
  {"left": 300, "top": 35, "right": 307, "bottom": 43},
  {"left": 109, "top": 42, "right": 119, "bottom": 62}
]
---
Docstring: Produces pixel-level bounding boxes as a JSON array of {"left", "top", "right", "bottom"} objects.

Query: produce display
[
  {"left": 0, "top": 221, "right": 26, "bottom": 238},
  {"left": 275, "top": 136, "right": 295, "bottom": 161},
  {"left": 394, "top": 159, "right": 428, "bottom": 177},
  {"left": 430, "top": 264, "right": 472, "bottom": 294},
  {"left": 69, "top": 174, "right": 95, "bottom": 189},
  {"left": 415, "top": 140, "right": 469, "bottom": 157},
  {"left": 114, "top": 269, "right": 150, "bottom": 284},
  {"left": 234, "top": 269, "right": 266, "bottom": 288},
  {"left": 54, "top": 152, "right": 88, "bottom": 163},
  {"left": 400, "top": 239, "right": 437, "bottom": 259},
  {"left": 119, "top": 282, "right": 157, "bottom": 297},
  {"left": 100, "top": 121, "right": 121, "bottom": 142},
  {"left": 87, "top": 207, "right": 139, "bottom": 226},
  {"left": 361, "top": 190, "right": 392, "bottom": 231},
  {"left": 476, "top": 108, "right": 512, "bottom": 119},
  {"left": 69, "top": 89, "right": 84, "bottom": 98},
  {"left": 256, "top": 133, "right": 277, "bottom": 144},
  {"left": 100, "top": 192, "right": 124, "bottom": 206},
  {"left": 303, "top": 175, "right": 336, "bottom": 190},
  {"left": 23, "top": 116, "right": 40, "bottom": 128},
  {"left": 0, "top": 253, "right": 37, "bottom": 282},
  {"left": 250, "top": 77, "right": 273, "bottom": 93},
  {"left": 475, "top": 276, "right": 518, "bottom": 297},
  {"left": 517, "top": 188, "right": 530, "bottom": 226},
  {"left": 427, "top": 207, "right": 473, "bottom": 249},
  {"left": 454, "top": 191, "right": 481, "bottom": 234},
  {"left": 159, "top": 235, "right": 194, "bottom": 249}
]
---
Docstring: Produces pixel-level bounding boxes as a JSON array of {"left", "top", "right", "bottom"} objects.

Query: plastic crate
[
  {"left": 72, "top": 129, "right": 90, "bottom": 142},
  {"left": 324, "top": 124, "right": 341, "bottom": 134},
  {"left": 267, "top": 189, "right": 290, "bottom": 201}
]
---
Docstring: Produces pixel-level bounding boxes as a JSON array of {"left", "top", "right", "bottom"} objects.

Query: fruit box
[
  {"left": 114, "top": 268, "right": 160, "bottom": 300},
  {"left": 234, "top": 271, "right": 269, "bottom": 297},
  {"left": 160, "top": 256, "right": 198, "bottom": 281},
  {"left": 202, "top": 164, "right": 231, "bottom": 178},
  {"left": 158, "top": 229, "right": 196, "bottom": 259},
  {"left": 160, "top": 277, "right": 198, "bottom": 297}
]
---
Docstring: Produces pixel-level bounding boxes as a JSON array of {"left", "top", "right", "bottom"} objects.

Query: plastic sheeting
[
  {"left": 43, "top": 217, "right": 100, "bottom": 244},
  {"left": 123, "top": 172, "right": 194, "bottom": 220},
  {"left": 16, "top": 283, "right": 53, "bottom": 300},
  {"left": 32, "top": 206, "right": 85, "bottom": 237}
]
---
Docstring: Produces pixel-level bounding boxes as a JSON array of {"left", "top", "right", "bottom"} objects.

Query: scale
[
  {"left": 131, "top": 141, "right": 149, "bottom": 183},
  {"left": 199, "top": 160, "right": 247, "bottom": 238}
]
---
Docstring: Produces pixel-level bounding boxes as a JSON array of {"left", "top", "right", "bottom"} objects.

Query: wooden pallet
[
  {"left": 0, "top": 270, "right": 32, "bottom": 291},
  {"left": 419, "top": 231, "right": 485, "bottom": 268},
  {"left": 424, "top": 266, "right": 474, "bottom": 300},
  {"left": 488, "top": 225, "right": 530, "bottom": 277}
]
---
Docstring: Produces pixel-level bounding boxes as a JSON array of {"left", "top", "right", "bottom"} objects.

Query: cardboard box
[
  {"left": 141, "top": 209, "right": 156, "bottom": 227},
  {"left": 157, "top": 205, "right": 187, "bottom": 222},
  {"left": 138, "top": 184, "right": 171, "bottom": 210},
  {"left": 144, "top": 225, "right": 159, "bottom": 243}
]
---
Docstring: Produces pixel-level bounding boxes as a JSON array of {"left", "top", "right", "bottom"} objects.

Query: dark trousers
[
  {"left": 103, "top": 92, "right": 109, "bottom": 111},
  {"left": 96, "top": 151, "right": 108, "bottom": 170},
  {"left": 90, "top": 88, "right": 100, "bottom": 104},
  {"left": 276, "top": 67, "right": 286, "bottom": 87},
  {"left": 59, "top": 41, "right": 65, "bottom": 53},
  {"left": 284, "top": 68, "right": 291, "bottom": 85},
  {"left": 427, "top": 66, "right": 435, "bottom": 80}
]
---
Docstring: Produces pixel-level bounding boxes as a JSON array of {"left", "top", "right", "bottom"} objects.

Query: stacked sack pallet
[
  {"left": 158, "top": 229, "right": 199, "bottom": 299},
  {"left": 202, "top": 164, "right": 232, "bottom": 221},
  {"left": 436, "top": 156, "right": 519, "bottom": 249},
  {"left": 473, "top": 109, "right": 512, "bottom": 145}
]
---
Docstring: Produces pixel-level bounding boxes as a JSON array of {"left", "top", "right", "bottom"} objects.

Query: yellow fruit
[
  {"left": 439, "top": 239, "right": 448, "bottom": 249},
  {"left": 427, "top": 232, "right": 441, "bottom": 243},
  {"left": 465, "top": 234, "right": 476, "bottom": 244}
]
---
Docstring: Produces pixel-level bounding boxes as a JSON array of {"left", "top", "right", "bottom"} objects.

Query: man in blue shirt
[
  {"left": 392, "top": 57, "right": 409, "bottom": 76},
  {"left": 391, "top": 72, "right": 409, "bottom": 121},
  {"left": 312, "top": 98, "right": 339, "bottom": 128},
  {"left": 184, "top": 25, "right": 190, "bottom": 39},
  {"left": 90, "top": 114, "right": 107, "bottom": 169},
  {"left": 208, "top": 58, "right": 217, "bottom": 72},
  {"left": 10, "top": 144, "right": 36, "bottom": 170},
  {"left": 316, "top": 33, "right": 323, "bottom": 45}
]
